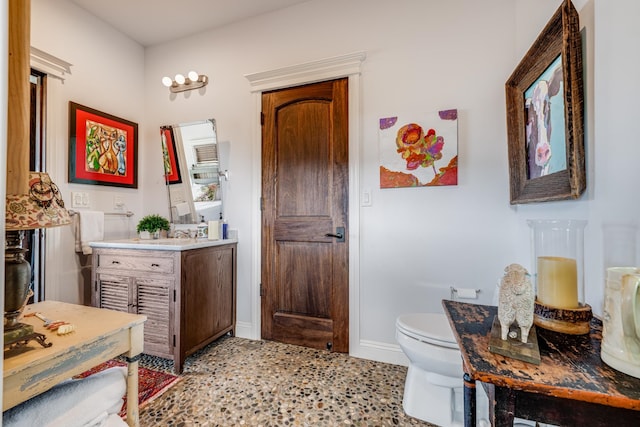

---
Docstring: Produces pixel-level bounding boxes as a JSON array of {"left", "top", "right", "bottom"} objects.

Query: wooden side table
[
  {"left": 443, "top": 300, "right": 640, "bottom": 427},
  {"left": 3, "top": 301, "right": 146, "bottom": 427}
]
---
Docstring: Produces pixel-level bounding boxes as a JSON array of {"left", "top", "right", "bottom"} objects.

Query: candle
[{"left": 537, "top": 256, "right": 578, "bottom": 308}]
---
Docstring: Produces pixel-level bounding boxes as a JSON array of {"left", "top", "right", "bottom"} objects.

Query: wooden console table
[
  {"left": 443, "top": 300, "right": 640, "bottom": 427},
  {"left": 3, "top": 301, "right": 146, "bottom": 427}
]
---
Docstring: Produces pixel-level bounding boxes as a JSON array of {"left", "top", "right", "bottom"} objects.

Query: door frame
[
  {"left": 30, "top": 48, "right": 74, "bottom": 302},
  {"left": 245, "top": 51, "right": 366, "bottom": 354}
]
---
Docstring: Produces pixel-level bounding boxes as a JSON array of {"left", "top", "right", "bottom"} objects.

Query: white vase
[{"left": 139, "top": 231, "right": 152, "bottom": 240}]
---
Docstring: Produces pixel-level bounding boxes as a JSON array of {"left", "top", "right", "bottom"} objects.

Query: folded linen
[{"left": 3, "top": 366, "right": 126, "bottom": 427}]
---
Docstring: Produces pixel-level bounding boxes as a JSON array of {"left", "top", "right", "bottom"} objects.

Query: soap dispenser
[{"left": 196, "top": 215, "right": 208, "bottom": 239}]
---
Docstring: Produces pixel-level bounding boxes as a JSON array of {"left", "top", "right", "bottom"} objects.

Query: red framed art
[
  {"left": 69, "top": 102, "right": 138, "bottom": 188},
  {"left": 160, "top": 126, "right": 182, "bottom": 184}
]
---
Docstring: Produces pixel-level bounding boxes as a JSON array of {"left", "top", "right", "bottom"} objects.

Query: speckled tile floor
[{"left": 137, "top": 336, "right": 436, "bottom": 426}]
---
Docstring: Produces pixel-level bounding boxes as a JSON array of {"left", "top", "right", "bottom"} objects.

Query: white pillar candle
[
  {"left": 208, "top": 220, "right": 220, "bottom": 240},
  {"left": 537, "top": 256, "right": 578, "bottom": 309}
]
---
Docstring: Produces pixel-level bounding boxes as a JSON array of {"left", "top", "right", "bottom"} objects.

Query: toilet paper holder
[{"left": 450, "top": 287, "right": 480, "bottom": 300}]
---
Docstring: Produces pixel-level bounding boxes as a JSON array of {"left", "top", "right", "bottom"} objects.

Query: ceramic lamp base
[{"left": 533, "top": 300, "right": 592, "bottom": 335}]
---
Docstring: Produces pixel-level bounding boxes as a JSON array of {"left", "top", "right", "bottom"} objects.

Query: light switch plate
[{"left": 361, "top": 189, "right": 372, "bottom": 207}]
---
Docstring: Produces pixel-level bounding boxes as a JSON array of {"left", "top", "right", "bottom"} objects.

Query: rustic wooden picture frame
[{"left": 505, "top": 0, "right": 585, "bottom": 204}]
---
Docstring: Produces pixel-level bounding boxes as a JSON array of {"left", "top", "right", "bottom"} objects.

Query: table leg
[
  {"left": 463, "top": 373, "right": 476, "bottom": 427},
  {"left": 493, "top": 386, "right": 516, "bottom": 427},
  {"left": 126, "top": 355, "right": 140, "bottom": 427},
  {"left": 126, "top": 323, "right": 144, "bottom": 427}
]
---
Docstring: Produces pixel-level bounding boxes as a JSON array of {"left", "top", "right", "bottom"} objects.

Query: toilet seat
[{"left": 396, "top": 313, "right": 458, "bottom": 349}]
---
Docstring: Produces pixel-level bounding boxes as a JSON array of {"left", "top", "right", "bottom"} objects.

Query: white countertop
[{"left": 89, "top": 237, "right": 237, "bottom": 251}]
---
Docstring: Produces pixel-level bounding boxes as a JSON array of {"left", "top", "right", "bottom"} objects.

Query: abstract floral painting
[{"left": 379, "top": 109, "right": 458, "bottom": 188}]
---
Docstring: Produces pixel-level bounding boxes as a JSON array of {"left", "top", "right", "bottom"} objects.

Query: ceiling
[{"left": 69, "top": 0, "right": 311, "bottom": 47}]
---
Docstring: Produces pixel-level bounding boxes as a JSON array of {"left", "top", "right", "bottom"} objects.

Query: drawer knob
[
  {"left": 111, "top": 260, "right": 120, "bottom": 264},
  {"left": 151, "top": 263, "right": 160, "bottom": 267}
]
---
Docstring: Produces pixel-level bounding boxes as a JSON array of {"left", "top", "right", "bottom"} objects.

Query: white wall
[
  {"left": 24, "top": 0, "right": 640, "bottom": 365},
  {"left": 593, "top": 1, "right": 640, "bottom": 269}
]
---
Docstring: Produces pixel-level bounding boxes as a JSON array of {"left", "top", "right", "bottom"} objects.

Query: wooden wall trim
[{"left": 7, "top": 0, "right": 31, "bottom": 195}]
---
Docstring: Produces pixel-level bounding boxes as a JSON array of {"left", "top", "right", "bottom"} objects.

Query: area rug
[{"left": 75, "top": 359, "right": 181, "bottom": 417}]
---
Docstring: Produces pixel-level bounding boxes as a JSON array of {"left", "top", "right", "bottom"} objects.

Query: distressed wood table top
[
  {"left": 3, "top": 301, "right": 146, "bottom": 426},
  {"left": 443, "top": 300, "right": 640, "bottom": 411}
]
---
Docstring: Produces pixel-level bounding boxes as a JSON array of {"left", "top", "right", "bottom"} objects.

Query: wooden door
[{"left": 261, "top": 78, "right": 349, "bottom": 352}]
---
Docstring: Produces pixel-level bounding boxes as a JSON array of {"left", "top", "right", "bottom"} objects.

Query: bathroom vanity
[{"left": 90, "top": 238, "right": 237, "bottom": 373}]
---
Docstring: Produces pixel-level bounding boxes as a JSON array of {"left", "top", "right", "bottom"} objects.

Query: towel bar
[{"left": 69, "top": 210, "right": 134, "bottom": 217}]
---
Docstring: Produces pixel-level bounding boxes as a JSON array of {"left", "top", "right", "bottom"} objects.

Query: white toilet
[{"left": 396, "top": 312, "right": 489, "bottom": 427}]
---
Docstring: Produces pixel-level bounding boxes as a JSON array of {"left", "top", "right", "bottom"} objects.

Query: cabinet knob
[
  {"left": 111, "top": 260, "right": 120, "bottom": 264},
  {"left": 151, "top": 263, "right": 160, "bottom": 267}
]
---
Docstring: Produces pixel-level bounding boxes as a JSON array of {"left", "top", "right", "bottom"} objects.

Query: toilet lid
[{"left": 396, "top": 313, "right": 458, "bottom": 349}]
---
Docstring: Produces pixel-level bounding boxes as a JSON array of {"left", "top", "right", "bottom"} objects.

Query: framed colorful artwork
[
  {"left": 379, "top": 109, "right": 458, "bottom": 188},
  {"left": 160, "top": 126, "right": 182, "bottom": 184},
  {"left": 505, "top": 0, "right": 585, "bottom": 204},
  {"left": 68, "top": 102, "right": 138, "bottom": 188}
]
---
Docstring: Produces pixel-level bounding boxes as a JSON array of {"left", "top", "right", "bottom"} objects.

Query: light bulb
[
  {"left": 161, "top": 76, "right": 173, "bottom": 87},
  {"left": 188, "top": 71, "right": 199, "bottom": 82},
  {"left": 175, "top": 74, "right": 185, "bottom": 85}
]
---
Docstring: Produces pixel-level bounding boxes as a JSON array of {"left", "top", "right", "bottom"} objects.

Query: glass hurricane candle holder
[{"left": 528, "top": 219, "right": 592, "bottom": 334}]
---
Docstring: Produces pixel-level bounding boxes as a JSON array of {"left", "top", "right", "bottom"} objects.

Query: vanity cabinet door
[
  {"left": 211, "top": 246, "right": 234, "bottom": 334},
  {"left": 180, "top": 245, "right": 236, "bottom": 360},
  {"left": 136, "top": 277, "right": 174, "bottom": 357},
  {"left": 95, "top": 273, "right": 174, "bottom": 357}
]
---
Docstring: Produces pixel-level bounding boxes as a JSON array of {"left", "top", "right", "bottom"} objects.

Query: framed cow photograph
[{"left": 505, "top": 0, "right": 585, "bottom": 204}]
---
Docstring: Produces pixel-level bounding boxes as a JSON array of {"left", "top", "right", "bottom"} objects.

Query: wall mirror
[{"left": 160, "top": 119, "right": 226, "bottom": 223}]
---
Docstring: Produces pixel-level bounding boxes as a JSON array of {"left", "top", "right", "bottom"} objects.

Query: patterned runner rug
[{"left": 76, "top": 359, "right": 181, "bottom": 417}]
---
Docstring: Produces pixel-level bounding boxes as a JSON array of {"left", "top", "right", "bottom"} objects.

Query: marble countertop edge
[{"left": 89, "top": 238, "right": 238, "bottom": 251}]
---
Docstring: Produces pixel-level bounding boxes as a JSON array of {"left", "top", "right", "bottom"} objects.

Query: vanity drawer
[{"left": 98, "top": 254, "right": 174, "bottom": 274}]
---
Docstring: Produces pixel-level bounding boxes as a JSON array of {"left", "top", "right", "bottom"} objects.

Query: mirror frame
[{"left": 161, "top": 119, "right": 222, "bottom": 224}]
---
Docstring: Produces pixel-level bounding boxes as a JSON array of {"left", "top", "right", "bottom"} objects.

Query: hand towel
[
  {"left": 175, "top": 202, "right": 191, "bottom": 217},
  {"left": 74, "top": 211, "right": 105, "bottom": 255}
]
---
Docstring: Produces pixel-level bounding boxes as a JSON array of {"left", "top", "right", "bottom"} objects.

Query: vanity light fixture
[{"left": 162, "top": 71, "right": 208, "bottom": 93}]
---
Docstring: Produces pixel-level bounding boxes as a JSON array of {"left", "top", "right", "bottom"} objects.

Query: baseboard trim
[
  {"left": 234, "top": 321, "right": 256, "bottom": 340},
  {"left": 351, "top": 339, "right": 409, "bottom": 367},
  {"left": 233, "top": 322, "right": 408, "bottom": 367}
]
